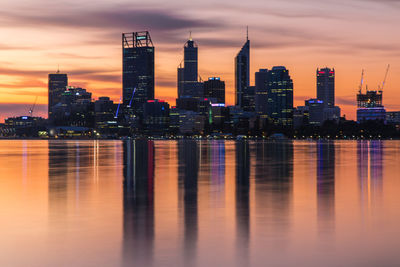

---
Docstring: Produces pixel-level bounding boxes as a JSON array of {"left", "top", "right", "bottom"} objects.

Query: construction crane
[
  {"left": 127, "top": 88, "right": 136, "bottom": 108},
  {"left": 359, "top": 69, "right": 365, "bottom": 94},
  {"left": 28, "top": 96, "right": 38, "bottom": 117},
  {"left": 115, "top": 96, "right": 122, "bottom": 119},
  {"left": 380, "top": 64, "right": 390, "bottom": 92}
]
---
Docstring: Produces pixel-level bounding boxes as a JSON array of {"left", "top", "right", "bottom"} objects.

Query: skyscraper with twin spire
[{"left": 235, "top": 29, "right": 250, "bottom": 108}]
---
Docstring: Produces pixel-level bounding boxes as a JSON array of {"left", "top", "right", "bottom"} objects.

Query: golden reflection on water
[{"left": 0, "top": 140, "right": 400, "bottom": 267}]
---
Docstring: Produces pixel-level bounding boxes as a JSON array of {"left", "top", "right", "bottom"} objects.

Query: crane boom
[
  {"left": 29, "top": 96, "right": 38, "bottom": 117},
  {"left": 359, "top": 69, "right": 364, "bottom": 94},
  {"left": 381, "top": 64, "right": 390, "bottom": 91}
]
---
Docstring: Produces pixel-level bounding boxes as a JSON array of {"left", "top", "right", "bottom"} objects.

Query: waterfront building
[
  {"left": 357, "top": 90, "right": 386, "bottom": 122},
  {"left": 122, "top": 31, "right": 155, "bottom": 116},
  {"left": 143, "top": 99, "right": 170, "bottom": 134},
  {"left": 266, "top": 66, "right": 294, "bottom": 127},
  {"left": 235, "top": 35, "right": 250, "bottom": 108},
  {"left": 306, "top": 99, "right": 325, "bottom": 126},
  {"left": 177, "top": 35, "right": 203, "bottom": 99},
  {"left": 204, "top": 77, "right": 225, "bottom": 104},
  {"left": 317, "top": 68, "right": 335, "bottom": 108},
  {"left": 48, "top": 71, "right": 68, "bottom": 120},
  {"left": 255, "top": 69, "right": 269, "bottom": 117}
]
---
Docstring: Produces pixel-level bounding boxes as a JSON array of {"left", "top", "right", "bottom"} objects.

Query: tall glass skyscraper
[
  {"left": 235, "top": 36, "right": 250, "bottom": 107},
  {"left": 317, "top": 68, "right": 335, "bottom": 107},
  {"left": 48, "top": 71, "right": 68, "bottom": 120},
  {"left": 177, "top": 36, "right": 203, "bottom": 98},
  {"left": 122, "top": 31, "right": 155, "bottom": 115},
  {"left": 266, "top": 66, "right": 294, "bottom": 126}
]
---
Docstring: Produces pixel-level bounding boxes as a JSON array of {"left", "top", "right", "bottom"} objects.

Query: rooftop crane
[
  {"left": 28, "top": 96, "right": 38, "bottom": 117},
  {"left": 380, "top": 64, "right": 390, "bottom": 92},
  {"left": 359, "top": 69, "right": 365, "bottom": 94},
  {"left": 115, "top": 96, "right": 122, "bottom": 119}
]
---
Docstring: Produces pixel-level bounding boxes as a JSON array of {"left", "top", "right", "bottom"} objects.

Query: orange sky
[{"left": 0, "top": 0, "right": 399, "bottom": 121}]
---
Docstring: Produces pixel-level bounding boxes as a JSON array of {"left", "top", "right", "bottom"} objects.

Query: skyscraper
[
  {"left": 266, "top": 66, "right": 294, "bottom": 126},
  {"left": 235, "top": 34, "right": 250, "bottom": 107},
  {"left": 317, "top": 68, "right": 335, "bottom": 107},
  {"left": 48, "top": 71, "right": 68, "bottom": 120},
  {"left": 122, "top": 31, "right": 155, "bottom": 115},
  {"left": 204, "top": 77, "right": 225, "bottom": 104},
  {"left": 255, "top": 69, "right": 269, "bottom": 116},
  {"left": 177, "top": 35, "right": 203, "bottom": 99}
]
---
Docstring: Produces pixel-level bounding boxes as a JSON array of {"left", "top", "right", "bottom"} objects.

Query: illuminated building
[
  {"left": 357, "top": 90, "right": 386, "bottom": 122},
  {"left": 306, "top": 99, "right": 325, "bottom": 126},
  {"left": 266, "top": 66, "right": 294, "bottom": 126},
  {"left": 48, "top": 71, "right": 68, "bottom": 121},
  {"left": 235, "top": 35, "right": 250, "bottom": 108},
  {"left": 255, "top": 69, "right": 269, "bottom": 117},
  {"left": 122, "top": 31, "right": 155, "bottom": 116},
  {"left": 143, "top": 99, "right": 170, "bottom": 134},
  {"left": 204, "top": 77, "right": 225, "bottom": 104},
  {"left": 317, "top": 68, "right": 335, "bottom": 107},
  {"left": 177, "top": 35, "right": 203, "bottom": 99}
]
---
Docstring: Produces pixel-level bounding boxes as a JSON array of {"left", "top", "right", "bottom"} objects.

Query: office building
[
  {"left": 306, "top": 99, "right": 325, "bottom": 126},
  {"left": 143, "top": 99, "right": 170, "bottom": 134},
  {"left": 266, "top": 66, "right": 294, "bottom": 126},
  {"left": 235, "top": 35, "right": 250, "bottom": 107},
  {"left": 255, "top": 69, "right": 269, "bottom": 116},
  {"left": 122, "top": 31, "right": 155, "bottom": 115},
  {"left": 204, "top": 77, "right": 225, "bottom": 104},
  {"left": 48, "top": 71, "right": 68, "bottom": 121},
  {"left": 177, "top": 35, "right": 203, "bottom": 99},
  {"left": 317, "top": 68, "right": 335, "bottom": 107}
]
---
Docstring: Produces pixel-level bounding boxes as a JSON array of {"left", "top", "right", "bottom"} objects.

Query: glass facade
[
  {"left": 235, "top": 39, "right": 250, "bottom": 107},
  {"left": 48, "top": 72, "right": 68, "bottom": 120},
  {"left": 122, "top": 32, "right": 155, "bottom": 116}
]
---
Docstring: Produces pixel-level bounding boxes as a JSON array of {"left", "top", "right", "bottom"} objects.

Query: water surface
[{"left": 1, "top": 140, "right": 400, "bottom": 266}]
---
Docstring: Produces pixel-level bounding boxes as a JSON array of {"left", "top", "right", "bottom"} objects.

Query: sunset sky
[{"left": 0, "top": 0, "right": 399, "bottom": 121}]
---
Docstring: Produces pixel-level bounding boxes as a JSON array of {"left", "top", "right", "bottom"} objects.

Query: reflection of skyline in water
[
  {"left": 316, "top": 141, "right": 335, "bottom": 236},
  {"left": 178, "top": 140, "right": 199, "bottom": 265},
  {"left": 357, "top": 140, "right": 384, "bottom": 210},
  {"left": 254, "top": 141, "right": 293, "bottom": 250},
  {"left": 235, "top": 141, "right": 250, "bottom": 265},
  {"left": 122, "top": 140, "right": 155, "bottom": 267}
]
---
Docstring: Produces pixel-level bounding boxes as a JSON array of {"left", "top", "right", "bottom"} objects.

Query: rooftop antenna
[
  {"left": 57, "top": 64, "right": 60, "bottom": 74},
  {"left": 246, "top": 26, "right": 249, "bottom": 41},
  {"left": 189, "top": 31, "right": 192, "bottom": 41}
]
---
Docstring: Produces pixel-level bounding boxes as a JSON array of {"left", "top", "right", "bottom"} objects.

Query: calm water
[{"left": 1, "top": 140, "right": 400, "bottom": 267}]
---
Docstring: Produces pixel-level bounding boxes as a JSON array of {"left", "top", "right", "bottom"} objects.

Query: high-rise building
[
  {"left": 48, "top": 71, "right": 68, "bottom": 120},
  {"left": 317, "top": 68, "right": 335, "bottom": 107},
  {"left": 204, "top": 77, "right": 225, "bottom": 104},
  {"left": 122, "top": 31, "right": 155, "bottom": 115},
  {"left": 235, "top": 35, "right": 250, "bottom": 107},
  {"left": 255, "top": 69, "right": 269, "bottom": 116},
  {"left": 177, "top": 35, "right": 203, "bottom": 99},
  {"left": 266, "top": 66, "right": 294, "bottom": 126},
  {"left": 357, "top": 90, "right": 386, "bottom": 122}
]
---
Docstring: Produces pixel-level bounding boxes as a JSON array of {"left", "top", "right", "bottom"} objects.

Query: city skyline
[{"left": 0, "top": 0, "right": 399, "bottom": 121}]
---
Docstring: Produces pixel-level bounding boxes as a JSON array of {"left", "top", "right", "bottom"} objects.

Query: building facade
[
  {"left": 48, "top": 71, "right": 68, "bottom": 121},
  {"left": 235, "top": 37, "right": 250, "bottom": 108},
  {"left": 317, "top": 68, "right": 335, "bottom": 107},
  {"left": 122, "top": 31, "right": 155, "bottom": 116},
  {"left": 204, "top": 77, "right": 225, "bottom": 104}
]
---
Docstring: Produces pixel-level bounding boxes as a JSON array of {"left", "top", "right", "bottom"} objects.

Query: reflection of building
[
  {"left": 254, "top": 141, "right": 293, "bottom": 249},
  {"left": 316, "top": 141, "right": 335, "bottom": 235},
  {"left": 123, "top": 140, "right": 155, "bottom": 266},
  {"left": 178, "top": 140, "right": 199, "bottom": 264},
  {"left": 235, "top": 36, "right": 250, "bottom": 108},
  {"left": 235, "top": 141, "right": 250, "bottom": 265},
  {"left": 357, "top": 90, "right": 386, "bottom": 122},
  {"left": 357, "top": 141, "right": 383, "bottom": 210},
  {"left": 122, "top": 32, "right": 155, "bottom": 116}
]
